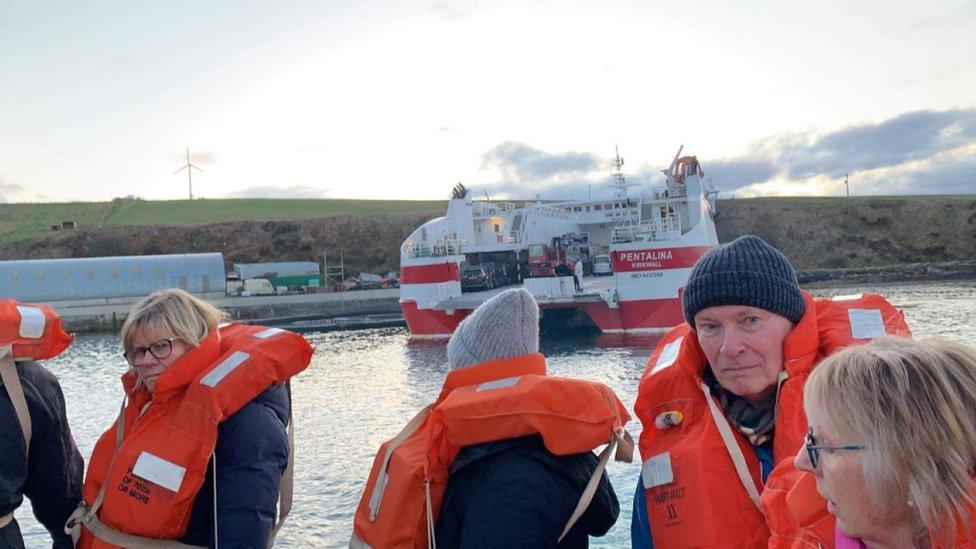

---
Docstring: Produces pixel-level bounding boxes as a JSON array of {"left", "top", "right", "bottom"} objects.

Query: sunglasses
[
  {"left": 804, "top": 427, "right": 866, "bottom": 468},
  {"left": 123, "top": 338, "right": 176, "bottom": 366}
]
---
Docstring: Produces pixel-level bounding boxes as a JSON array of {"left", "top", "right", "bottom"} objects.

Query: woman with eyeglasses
[
  {"left": 67, "top": 288, "right": 312, "bottom": 548},
  {"left": 795, "top": 336, "right": 976, "bottom": 548}
]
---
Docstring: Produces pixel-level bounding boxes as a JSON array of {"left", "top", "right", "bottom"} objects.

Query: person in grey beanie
[
  {"left": 435, "top": 288, "right": 620, "bottom": 548},
  {"left": 629, "top": 235, "right": 911, "bottom": 548}
]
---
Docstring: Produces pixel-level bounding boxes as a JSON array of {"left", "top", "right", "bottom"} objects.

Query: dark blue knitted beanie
[{"left": 682, "top": 235, "right": 805, "bottom": 327}]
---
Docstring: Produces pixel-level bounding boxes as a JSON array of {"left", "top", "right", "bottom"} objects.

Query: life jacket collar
[
  {"left": 782, "top": 292, "right": 820, "bottom": 377},
  {"left": 438, "top": 352, "right": 546, "bottom": 400},
  {"left": 121, "top": 329, "right": 223, "bottom": 404}
]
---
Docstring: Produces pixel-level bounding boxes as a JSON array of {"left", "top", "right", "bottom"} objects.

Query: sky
[{"left": 0, "top": 0, "right": 973, "bottom": 203}]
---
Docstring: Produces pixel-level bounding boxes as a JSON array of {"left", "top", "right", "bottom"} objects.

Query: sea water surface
[{"left": 18, "top": 282, "right": 976, "bottom": 547}]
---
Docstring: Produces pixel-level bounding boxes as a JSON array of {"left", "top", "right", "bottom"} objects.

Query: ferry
[{"left": 399, "top": 147, "right": 719, "bottom": 337}]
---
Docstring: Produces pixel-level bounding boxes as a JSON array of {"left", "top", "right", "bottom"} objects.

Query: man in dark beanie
[{"left": 630, "top": 235, "right": 912, "bottom": 548}]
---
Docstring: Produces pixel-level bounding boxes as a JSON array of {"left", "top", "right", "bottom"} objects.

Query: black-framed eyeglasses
[
  {"left": 804, "top": 427, "right": 866, "bottom": 468},
  {"left": 123, "top": 338, "right": 176, "bottom": 366}
]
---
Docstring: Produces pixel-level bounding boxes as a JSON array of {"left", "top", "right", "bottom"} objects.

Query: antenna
[
  {"left": 173, "top": 148, "right": 204, "bottom": 200},
  {"left": 611, "top": 146, "right": 638, "bottom": 197}
]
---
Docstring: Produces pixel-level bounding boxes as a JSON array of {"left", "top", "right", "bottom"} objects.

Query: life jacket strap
[
  {"left": 557, "top": 427, "right": 634, "bottom": 543},
  {"left": 701, "top": 382, "right": 763, "bottom": 512},
  {"left": 267, "top": 380, "right": 296, "bottom": 547},
  {"left": 0, "top": 345, "right": 31, "bottom": 451},
  {"left": 0, "top": 511, "right": 14, "bottom": 530},
  {"left": 368, "top": 403, "right": 434, "bottom": 521},
  {"left": 65, "top": 502, "right": 205, "bottom": 548}
]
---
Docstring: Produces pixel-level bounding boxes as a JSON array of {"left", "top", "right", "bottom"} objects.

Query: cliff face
[
  {"left": 1, "top": 196, "right": 974, "bottom": 274},
  {"left": 714, "top": 196, "right": 976, "bottom": 269},
  {"left": 0, "top": 212, "right": 437, "bottom": 277}
]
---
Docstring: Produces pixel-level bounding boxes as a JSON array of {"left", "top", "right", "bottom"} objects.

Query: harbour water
[{"left": 17, "top": 281, "right": 976, "bottom": 548}]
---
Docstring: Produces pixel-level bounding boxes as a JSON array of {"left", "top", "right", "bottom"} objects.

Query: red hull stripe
[
  {"left": 401, "top": 263, "right": 460, "bottom": 284},
  {"left": 611, "top": 246, "right": 712, "bottom": 273},
  {"left": 576, "top": 298, "right": 685, "bottom": 331},
  {"left": 401, "top": 300, "right": 470, "bottom": 335}
]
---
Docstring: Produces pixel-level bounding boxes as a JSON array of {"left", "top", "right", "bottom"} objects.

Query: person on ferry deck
[
  {"left": 1, "top": 301, "right": 83, "bottom": 549},
  {"left": 68, "top": 289, "right": 311, "bottom": 548},
  {"left": 630, "top": 235, "right": 911, "bottom": 548},
  {"left": 797, "top": 337, "right": 976, "bottom": 548}
]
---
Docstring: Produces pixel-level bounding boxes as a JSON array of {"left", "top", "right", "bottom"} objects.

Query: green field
[{"left": 0, "top": 198, "right": 448, "bottom": 246}]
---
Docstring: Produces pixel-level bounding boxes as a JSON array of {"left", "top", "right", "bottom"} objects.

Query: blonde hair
[
  {"left": 121, "top": 288, "right": 228, "bottom": 352},
  {"left": 805, "top": 336, "right": 976, "bottom": 542}
]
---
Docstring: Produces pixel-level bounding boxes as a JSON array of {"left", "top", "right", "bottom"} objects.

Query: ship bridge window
[
  {"left": 594, "top": 204, "right": 602, "bottom": 211},
  {"left": 573, "top": 206, "right": 582, "bottom": 212},
  {"left": 604, "top": 203, "right": 613, "bottom": 210},
  {"left": 585, "top": 206, "right": 591, "bottom": 211}
]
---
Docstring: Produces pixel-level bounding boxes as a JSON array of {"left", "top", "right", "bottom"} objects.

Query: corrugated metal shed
[
  {"left": 233, "top": 261, "right": 320, "bottom": 279},
  {"left": 0, "top": 253, "right": 225, "bottom": 302}
]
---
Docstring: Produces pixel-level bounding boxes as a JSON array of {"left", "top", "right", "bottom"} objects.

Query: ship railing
[
  {"left": 525, "top": 204, "right": 570, "bottom": 219},
  {"left": 472, "top": 201, "right": 517, "bottom": 218},
  {"left": 611, "top": 215, "right": 682, "bottom": 243},
  {"left": 403, "top": 239, "right": 465, "bottom": 258}
]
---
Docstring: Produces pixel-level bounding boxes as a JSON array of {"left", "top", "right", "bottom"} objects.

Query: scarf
[{"left": 703, "top": 366, "right": 777, "bottom": 446}]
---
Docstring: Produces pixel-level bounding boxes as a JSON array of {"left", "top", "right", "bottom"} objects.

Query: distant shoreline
[{"left": 798, "top": 260, "right": 976, "bottom": 288}]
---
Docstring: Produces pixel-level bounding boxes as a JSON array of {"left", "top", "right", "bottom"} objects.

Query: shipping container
[{"left": 233, "top": 261, "right": 320, "bottom": 279}]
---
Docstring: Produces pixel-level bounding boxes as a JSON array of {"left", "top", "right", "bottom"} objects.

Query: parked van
[{"left": 243, "top": 278, "right": 275, "bottom": 296}]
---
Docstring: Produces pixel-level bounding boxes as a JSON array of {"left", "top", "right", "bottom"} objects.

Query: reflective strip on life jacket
[{"left": 0, "top": 300, "right": 73, "bottom": 361}]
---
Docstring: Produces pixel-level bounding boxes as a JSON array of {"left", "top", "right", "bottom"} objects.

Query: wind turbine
[{"left": 174, "top": 148, "right": 203, "bottom": 199}]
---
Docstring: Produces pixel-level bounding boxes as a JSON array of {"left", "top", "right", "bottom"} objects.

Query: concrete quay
[{"left": 47, "top": 289, "right": 402, "bottom": 333}]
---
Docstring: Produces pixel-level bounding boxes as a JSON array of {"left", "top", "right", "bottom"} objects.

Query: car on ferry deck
[
  {"left": 461, "top": 266, "right": 494, "bottom": 292},
  {"left": 591, "top": 254, "right": 613, "bottom": 276}
]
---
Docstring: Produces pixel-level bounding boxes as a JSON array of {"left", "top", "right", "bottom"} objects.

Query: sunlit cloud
[
  {"left": 0, "top": 182, "right": 25, "bottom": 203},
  {"left": 223, "top": 184, "right": 331, "bottom": 199}
]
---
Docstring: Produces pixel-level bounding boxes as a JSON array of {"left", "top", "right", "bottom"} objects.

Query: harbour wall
[{"left": 53, "top": 289, "right": 401, "bottom": 333}]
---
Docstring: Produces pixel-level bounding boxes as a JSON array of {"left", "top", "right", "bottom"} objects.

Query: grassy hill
[
  {"left": 0, "top": 198, "right": 446, "bottom": 246},
  {"left": 1, "top": 195, "right": 974, "bottom": 276}
]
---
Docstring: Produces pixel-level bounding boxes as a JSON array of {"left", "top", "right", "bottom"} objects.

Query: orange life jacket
[
  {"left": 0, "top": 299, "right": 74, "bottom": 512},
  {"left": 634, "top": 292, "right": 910, "bottom": 548},
  {"left": 74, "top": 323, "right": 312, "bottom": 548},
  {"left": 351, "top": 353, "right": 632, "bottom": 549},
  {"left": 0, "top": 299, "right": 73, "bottom": 361}
]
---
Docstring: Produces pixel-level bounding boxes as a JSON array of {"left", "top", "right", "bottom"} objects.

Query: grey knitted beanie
[
  {"left": 682, "top": 235, "right": 805, "bottom": 327},
  {"left": 447, "top": 288, "right": 540, "bottom": 370}
]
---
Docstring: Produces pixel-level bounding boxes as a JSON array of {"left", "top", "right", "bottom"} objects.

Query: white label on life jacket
[
  {"left": 200, "top": 351, "right": 249, "bottom": 387},
  {"left": 16, "top": 306, "right": 45, "bottom": 339},
  {"left": 254, "top": 327, "right": 285, "bottom": 340},
  {"left": 132, "top": 451, "right": 186, "bottom": 492},
  {"left": 650, "top": 337, "right": 683, "bottom": 376},
  {"left": 833, "top": 293, "right": 863, "bottom": 301},
  {"left": 642, "top": 452, "right": 674, "bottom": 488},
  {"left": 848, "top": 308, "right": 886, "bottom": 339},
  {"left": 477, "top": 376, "right": 521, "bottom": 392}
]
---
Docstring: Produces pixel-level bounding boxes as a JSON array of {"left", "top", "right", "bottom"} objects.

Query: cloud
[
  {"left": 479, "top": 108, "right": 976, "bottom": 199},
  {"left": 175, "top": 150, "right": 217, "bottom": 165},
  {"left": 429, "top": 1, "right": 472, "bottom": 21},
  {"left": 0, "top": 182, "right": 25, "bottom": 203},
  {"left": 701, "top": 108, "right": 976, "bottom": 195},
  {"left": 481, "top": 141, "right": 600, "bottom": 181},
  {"left": 224, "top": 185, "right": 330, "bottom": 199}
]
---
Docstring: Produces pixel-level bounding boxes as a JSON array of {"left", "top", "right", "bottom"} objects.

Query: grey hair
[{"left": 805, "top": 336, "right": 976, "bottom": 544}]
